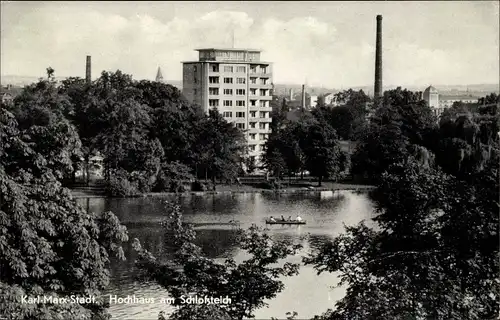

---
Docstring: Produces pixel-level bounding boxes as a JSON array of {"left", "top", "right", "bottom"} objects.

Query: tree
[
  {"left": 154, "top": 161, "right": 194, "bottom": 193},
  {"left": 313, "top": 90, "right": 370, "bottom": 140},
  {"left": 153, "top": 102, "right": 206, "bottom": 168},
  {"left": 301, "top": 121, "right": 346, "bottom": 186},
  {"left": 434, "top": 112, "right": 498, "bottom": 179},
  {"left": 305, "top": 157, "right": 499, "bottom": 319},
  {"left": 334, "top": 89, "right": 370, "bottom": 107},
  {"left": 0, "top": 108, "right": 128, "bottom": 319},
  {"left": 270, "top": 97, "right": 288, "bottom": 133},
  {"left": 313, "top": 105, "right": 354, "bottom": 140},
  {"left": 351, "top": 87, "right": 438, "bottom": 182},
  {"left": 244, "top": 156, "right": 257, "bottom": 175},
  {"left": 6, "top": 76, "right": 82, "bottom": 182},
  {"left": 262, "top": 136, "right": 287, "bottom": 179},
  {"left": 351, "top": 122, "right": 410, "bottom": 182},
  {"left": 478, "top": 93, "right": 500, "bottom": 106},
  {"left": 304, "top": 87, "right": 499, "bottom": 318},
  {"left": 46, "top": 67, "right": 55, "bottom": 80},
  {"left": 196, "top": 109, "right": 246, "bottom": 186},
  {"left": 133, "top": 202, "right": 302, "bottom": 320},
  {"left": 280, "top": 122, "right": 307, "bottom": 178}
]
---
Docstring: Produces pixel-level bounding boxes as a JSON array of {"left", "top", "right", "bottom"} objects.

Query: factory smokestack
[
  {"left": 374, "top": 15, "right": 383, "bottom": 99},
  {"left": 86, "top": 56, "right": 91, "bottom": 85},
  {"left": 301, "top": 84, "right": 306, "bottom": 110},
  {"left": 289, "top": 88, "right": 294, "bottom": 101}
]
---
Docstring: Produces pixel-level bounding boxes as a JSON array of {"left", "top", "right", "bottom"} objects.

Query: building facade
[
  {"left": 309, "top": 95, "right": 318, "bottom": 108},
  {"left": 423, "top": 85, "right": 441, "bottom": 116},
  {"left": 323, "top": 92, "right": 341, "bottom": 107},
  {"left": 439, "top": 95, "right": 479, "bottom": 108},
  {"left": 1, "top": 85, "right": 22, "bottom": 105},
  {"left": 182, "top": 48, "right": 273, "bottom": 166}
]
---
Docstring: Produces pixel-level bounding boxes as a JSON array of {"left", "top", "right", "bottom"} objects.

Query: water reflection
[{"left": 75, "top": 190, "right": 375, "bottom": 319}]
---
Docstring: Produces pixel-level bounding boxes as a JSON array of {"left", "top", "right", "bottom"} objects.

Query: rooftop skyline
[{"left": 1, "top": 1, "right": 499, "bottom": 88}]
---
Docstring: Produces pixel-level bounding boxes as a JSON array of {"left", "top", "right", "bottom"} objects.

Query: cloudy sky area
[{"left": 1, "top": 1, "right": 499, "bottom": 88}]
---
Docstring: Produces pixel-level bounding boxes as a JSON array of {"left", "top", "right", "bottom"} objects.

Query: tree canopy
[
  {"left": 305, "top": 87, "right": 499, "bottom": 319},
  {"left": 0, "top": 108, "right": 128, "bottom": 319}
]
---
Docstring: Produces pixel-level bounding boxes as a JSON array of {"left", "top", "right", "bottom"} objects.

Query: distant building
[
  {"left": 1, "top": 85, "right": 22, "bottom": 105},
  {"left": 439, "top": 95, "right": 479, "bottom": 108},
  {"left": 181, "top": 48, "right": 273, "bottom": 167},
  {"left": 423, "top": 85, "right": 441, "bottom": 116},
  {"left": 323, "top": 92, "right": 341, "bottom": 107},
  {"left": 423, "top": 85, "right": 439, "bottom": 108},
  {"left": 1, "top": 91, "right": 14, "bottom": 105},
  {"left": 309, "top": 95, "right": 318, "bottom": 108}
]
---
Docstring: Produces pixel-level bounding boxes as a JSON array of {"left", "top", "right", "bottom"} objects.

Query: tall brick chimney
[
  {"left": 301, "top": 84, "right": 306, "bottom": 110},
  {"left": 86, "top": 56, "right": 91, "bottom": 84},
  {"left": 374, "top": 15, "right": 383, "bottom": 99}
]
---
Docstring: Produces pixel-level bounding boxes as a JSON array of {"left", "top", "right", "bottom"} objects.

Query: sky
[{"left": 1, "top": 1, "right": 499, "bottom": 88}]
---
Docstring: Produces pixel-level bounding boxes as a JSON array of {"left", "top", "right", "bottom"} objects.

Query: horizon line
[{"left": 1, "top": 74, "right": 499, "bottom": 90}]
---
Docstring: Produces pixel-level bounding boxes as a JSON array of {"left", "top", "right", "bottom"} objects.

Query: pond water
[{"left": 76, "top": 190, "right": 375, "bottom": 319}]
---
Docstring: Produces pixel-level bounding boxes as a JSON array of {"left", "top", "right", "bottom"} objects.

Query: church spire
[{"left": 155, "top": 67, "right": 163, "bottom": 82}]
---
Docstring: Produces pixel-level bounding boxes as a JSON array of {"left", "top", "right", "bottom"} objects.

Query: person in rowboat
[
  {"left": 296, "top": 215, "right": 303, "bottom": 222},
  {"left": 288, "top": 216, "right": 292, "bottom": 221},
  {"left": 269, "top": 216, "right": 276, "bottom": 222},
  {"left": 280, "top": 215, "right": 285, "bottom": 221}
]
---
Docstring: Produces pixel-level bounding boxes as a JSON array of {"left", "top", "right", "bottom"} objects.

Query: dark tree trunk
[
  {"left": 84, "top": 154, "right": 91, "bottom": 186},
  {"left": 71, "top": 163, "right": 77, "bottom": 185},
  {"left": 318, "top": 175, "right": 323, "bottom": 187},
  {"left": 103, "top": 163, "right": 106, "bottom": 181},
  {"left": 85, "top": 160, "right": 90, "bottom": 186}
]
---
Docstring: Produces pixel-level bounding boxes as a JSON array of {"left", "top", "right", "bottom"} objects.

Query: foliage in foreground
[
  {"left": 0, "top": 108, "right": 129, "bottom": 319},
  {"left": 133, "top": 202, "right": 303, "bottom": 320},
  {"left": 305, "top": 157, "right": 499, "bottom": 319},
  {"left": 305, "top": 87, "right": 499, "bottom": 319}
]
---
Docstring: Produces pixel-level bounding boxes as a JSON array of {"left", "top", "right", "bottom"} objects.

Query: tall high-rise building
[{"left": 182, "top": 48, "right": 273, "bottom": 166}]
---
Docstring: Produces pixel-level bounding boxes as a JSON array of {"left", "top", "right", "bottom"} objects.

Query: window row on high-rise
[
  {"left": 209, "top": 100, "right": 246, "bottom": 107},
  {"left": 231, "top": 122, "right": 271, "bottom": 131},
  {"left": 209, "top": 99, "right": 270, "bottom": 108},
  {"left": 209, "top": 88, "right": 247, "bottom": 95},
  {"left": 208, "top": 64, "right": 270, "bottom": 74},
  {"left": 208, "top": 76, "right": 269, "bottom": 85},
  {"left": 222, "top": 112, "right": 246, "bottom": 118},
  {"left": 248, "top": 133, "right": 270, "bottom": 140},
  {"left": 219, "top": 111, "right": 270, "bottom": 118}
]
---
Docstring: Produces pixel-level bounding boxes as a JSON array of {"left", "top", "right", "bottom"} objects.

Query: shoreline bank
[{"left": 70, "top": 183, "right": 375, "bottom": 199}]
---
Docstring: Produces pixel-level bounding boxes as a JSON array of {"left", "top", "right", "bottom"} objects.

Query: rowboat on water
[{"left": 265, "top": 219, "right": 306, "bottom": 225}]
